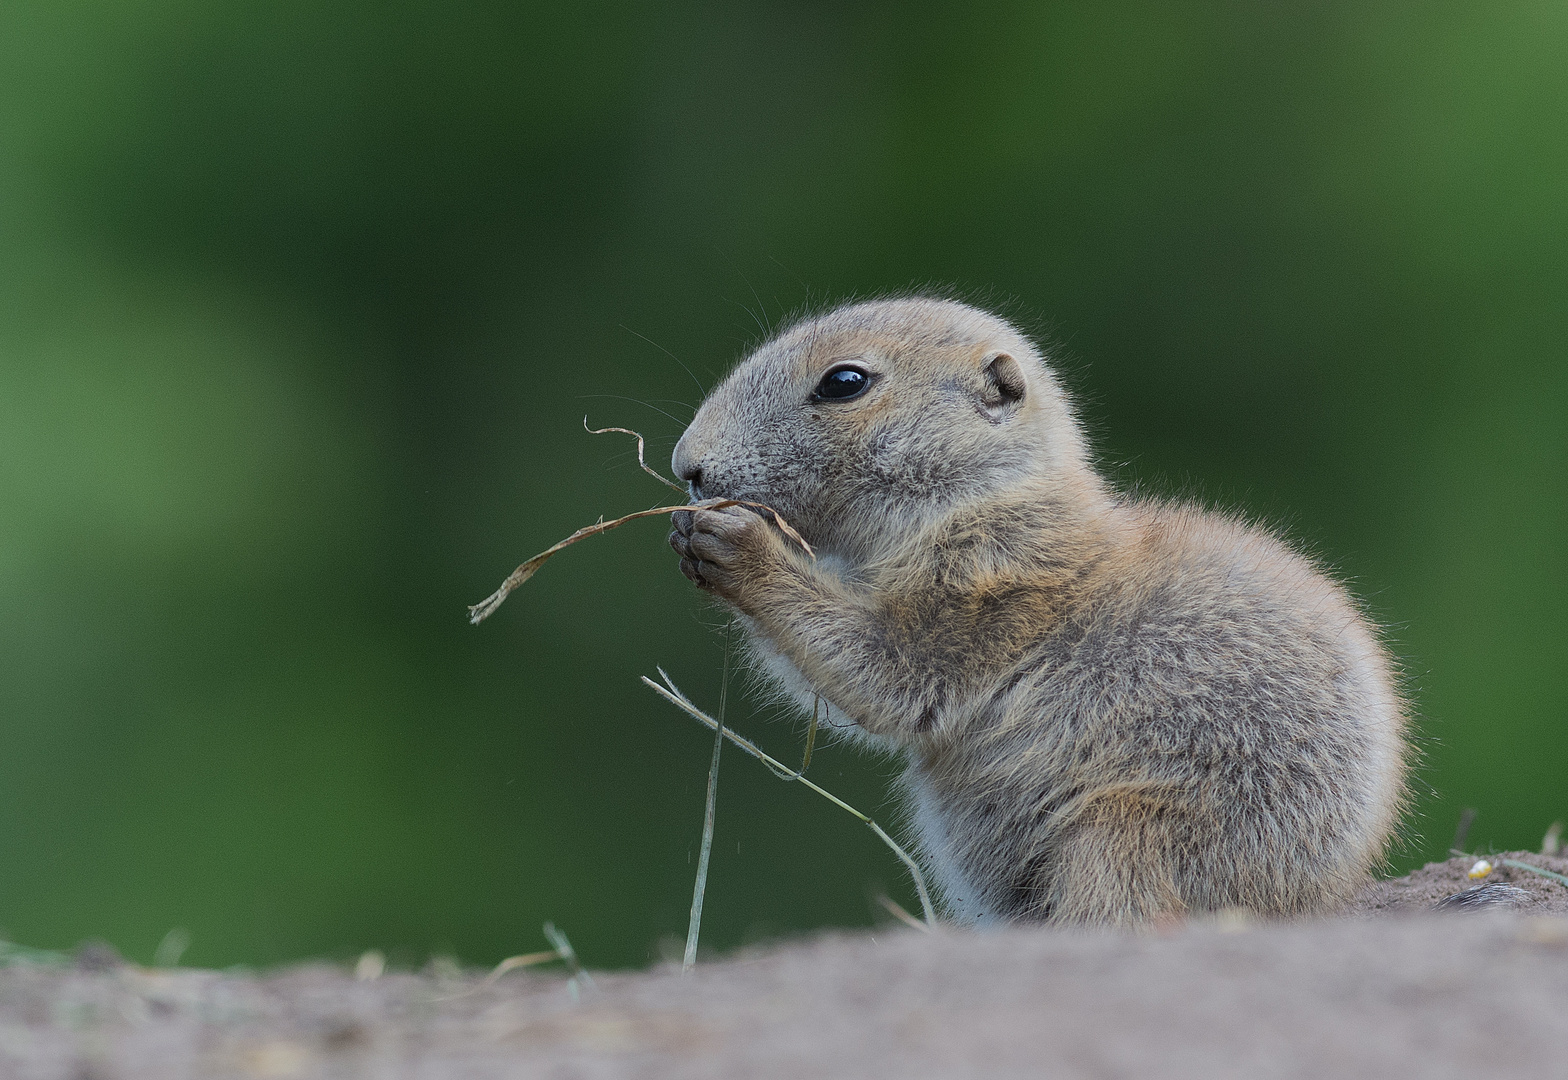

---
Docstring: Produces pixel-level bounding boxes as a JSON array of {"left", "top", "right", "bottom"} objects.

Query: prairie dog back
[{"left": 667, "top": 297, "right": 1408, "bottom": 924}]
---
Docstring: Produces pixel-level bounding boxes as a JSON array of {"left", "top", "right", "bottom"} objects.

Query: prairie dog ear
[{"left": 979, "top": 351, "right": 1026, "bottom": 420}]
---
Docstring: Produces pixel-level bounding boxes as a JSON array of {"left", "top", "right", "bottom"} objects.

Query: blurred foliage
[{"left": 0, "top": 0, "right": 1564, "bottom": 969}]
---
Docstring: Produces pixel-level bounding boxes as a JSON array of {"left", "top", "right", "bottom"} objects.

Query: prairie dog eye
[{"left": 812, "top": 365, "right": 872, "bottom": 401}]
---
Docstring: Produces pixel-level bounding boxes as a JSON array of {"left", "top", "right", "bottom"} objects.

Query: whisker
[
  {"left": 643, "top": 398, "right": 699, "bottom": 418},
  {"left": 620, "top": 324, "right": 709, "bottom": 398},
  {"left": 578, "top": 394, "right": 688, "bottom": 427},
  {"left": 767, "top": 254, "right": 812, "bottom": 297}
]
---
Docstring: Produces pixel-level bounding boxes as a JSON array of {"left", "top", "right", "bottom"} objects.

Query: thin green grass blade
[{"left": 1502, "top": 858, "right": 1568, "bottom": 888}]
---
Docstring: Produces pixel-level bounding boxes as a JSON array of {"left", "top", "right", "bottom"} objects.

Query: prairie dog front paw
[{"left": 669, "top": 505, "right": 784, "bottom": 610}]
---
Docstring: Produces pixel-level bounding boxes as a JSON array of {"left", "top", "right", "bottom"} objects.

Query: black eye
[{"left": 813, "top": 365, "right": 872, "bottom": 401}]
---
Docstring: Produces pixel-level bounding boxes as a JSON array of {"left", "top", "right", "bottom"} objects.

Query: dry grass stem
[
  {"left": 468, "top": 423, "right": 813, "bottom": 624},
  {"left": 874, "top": 892, "right": 931, "bottom": 933},
  {"left": 583, "top": 419, "right": 690, "bottom": 496},
  {"left": 764, "top": 696, "right": 819, "bottom": 782},
  {"left": 482, "top": 951, "right": 562, "bottom": 985},
  {"left": 423, "top": 924, "right": 593, "bottom": 1005},
  {"left": 683, "top": 622, "right": 733, "bottom": 972},
  {"left": 643, "top": 670, "right": 937, "bottom": 927},
  {"left": 468, "top": 497, "right": 813, "bottom": 623},
  {"left": 799, "top": 697, "right": 819, "bottom": 776}
]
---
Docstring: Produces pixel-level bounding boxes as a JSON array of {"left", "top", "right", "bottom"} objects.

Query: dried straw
[
  {"left": 644, "top": 670, "right": 937, "bottom": 927},
  {"left": 467, "top": 422, "right": 811, "bottom": 624}
]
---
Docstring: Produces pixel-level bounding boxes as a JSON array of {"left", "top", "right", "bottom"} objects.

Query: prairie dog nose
[{"left": 672, "top": 433, "right": 703, "bottom": 497}]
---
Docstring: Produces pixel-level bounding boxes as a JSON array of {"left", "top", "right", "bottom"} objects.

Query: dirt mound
[
  {"left": 1352, "top": 849, "right": 1568, "bottom": 914},
  {"left": 4, "top": 854, "right": 1566, "bottom": 1079}
]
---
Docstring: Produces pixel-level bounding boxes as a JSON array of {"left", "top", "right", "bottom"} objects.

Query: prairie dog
[{"left": 668, "top": 297, "right": 1408, "bottom": 926}]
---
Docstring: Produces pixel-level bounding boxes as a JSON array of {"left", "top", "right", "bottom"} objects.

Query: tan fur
[{"left": 668, "top": 297, "right": 1409, "bottom": 926}]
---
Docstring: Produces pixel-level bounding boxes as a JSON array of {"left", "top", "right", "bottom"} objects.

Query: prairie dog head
[{"left": 672, "top": 297, "right": 1093, "bottom": 562}]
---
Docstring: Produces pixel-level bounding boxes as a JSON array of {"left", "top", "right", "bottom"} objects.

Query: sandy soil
[{"left": 4, "top": 853, "right": 1567, "bottom": 1080}]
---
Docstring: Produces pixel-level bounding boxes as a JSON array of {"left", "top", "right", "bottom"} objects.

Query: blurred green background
[{"left": 1, "top": 1, "right": 1564, "bottom": 970}]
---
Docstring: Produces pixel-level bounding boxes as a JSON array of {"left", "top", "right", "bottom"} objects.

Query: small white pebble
[
  {"left": 355, "top": 949, "right": 385, "bottom": 981},
  {"left": 1468, "top": 859, "right": 1494, "bottom": 879}
]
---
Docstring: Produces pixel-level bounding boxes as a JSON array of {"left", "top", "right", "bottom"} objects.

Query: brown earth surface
[{"left": 4, "top": 852, "right": 1567, "bottom": 1080}]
